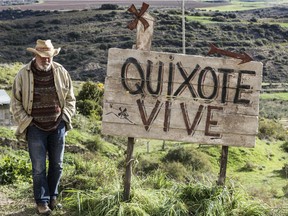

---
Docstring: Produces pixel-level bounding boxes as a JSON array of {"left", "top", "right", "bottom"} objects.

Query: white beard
[{"left": 37, "top": 63, "right": 52, "bottom": 71}]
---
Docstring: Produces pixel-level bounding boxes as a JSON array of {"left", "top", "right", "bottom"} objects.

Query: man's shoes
[
  {"left": 49, "top": 198, "right": 63, "bottom": 211},
  {"left": 37, "top": 203, "right": 52, "bottom": 215}
]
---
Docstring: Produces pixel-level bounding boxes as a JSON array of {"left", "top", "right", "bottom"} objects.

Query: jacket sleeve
[
  {"left": 10, "top": 72, "right": 33, "bottom": 133},
  {"left": 62, "top": 72, "right": 76, "bottom": 125}
]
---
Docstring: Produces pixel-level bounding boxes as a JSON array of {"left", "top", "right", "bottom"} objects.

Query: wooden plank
[
  {"left": 102, "top": 102, "right": 259, "bottom": 135},
  {"left": 102, "top": 48, "right": 263, "bottom": 148},
  {"left": 102, "top": 89, "right": 260, "bottom": 116},
  {"left": 102, "top": 122, "right": 257, "bottom": 147}
]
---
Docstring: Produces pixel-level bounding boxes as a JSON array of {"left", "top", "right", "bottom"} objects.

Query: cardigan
[{"left": 10, "top": 59, "right": 76, "bottom": 140}]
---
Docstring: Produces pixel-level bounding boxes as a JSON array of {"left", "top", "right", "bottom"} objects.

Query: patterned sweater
[{"left": 31, "top": 62, "right": 62, "bottom": 131}]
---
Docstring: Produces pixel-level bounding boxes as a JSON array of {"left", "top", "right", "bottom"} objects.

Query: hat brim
[{"left": 27, "top": 47, "right": 61, "bottom": 57}]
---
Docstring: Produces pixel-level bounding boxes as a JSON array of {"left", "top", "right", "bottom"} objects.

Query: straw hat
[{"left": 27, "top": 39, "right": 61, "bottom": 57}]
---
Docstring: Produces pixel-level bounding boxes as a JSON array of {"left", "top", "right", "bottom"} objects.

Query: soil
[{"left": 0, "top": 192, "right": 13, "bottom": 206}]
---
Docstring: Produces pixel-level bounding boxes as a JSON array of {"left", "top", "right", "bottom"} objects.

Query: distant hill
[
  {"left": 0, "top": 0, "right": 230, "bottom": 11},
  {"left": 0, "top": 6, "right": 287, "bottom": 83}
]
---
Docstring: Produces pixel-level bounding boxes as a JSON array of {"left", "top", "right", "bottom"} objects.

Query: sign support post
[
  {"left": 123, "top": 137, "right": 135, "bottom": 201},
  {"left": 123, "top": 2, "right": 155, "bottom": 201},
  {"left": 217, "top": 146, "right": 229, "bottom": 185}
]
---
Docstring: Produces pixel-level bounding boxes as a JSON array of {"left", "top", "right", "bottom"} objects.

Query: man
[{"left": 10, "top": 39, "right": 76, "bottom": 214}]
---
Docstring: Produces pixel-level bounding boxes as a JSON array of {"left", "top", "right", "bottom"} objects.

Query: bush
[
  {"left": 211, "top": 16, "right": 226, "bottom": 22},
  {"left": 99, "top": 4, "right": 119, "bottom": 10},
  {"left": 283, "top": 183, "right": 288, "bottom": 197},
  {"left": 281, "top": 163, "right": 288, "bottom": 178},
  {"left": 239, "top": 161, "right": 257, "bottom": 172},
  {"left": 76, "top": 81, "right": 104, "bottom": 119},
  {"left": 0, "top": 153, "right": 31, "bottom": 185},
  {"left": 77, "top": 99, "right": 101, "bottom": 117},
  {"left": 163, "top": 162, "right": 188, "bottom": 181},
  {"left": 135, "top": 157, "right": 160, "bottom": 175},
  {"left": 84, "top": 135, "right": 104, "bottom": 152},
  {"left": 281, "top": 141, "right": 288, "bottom": 153},
  {"left": 258, "top": 118, "right": 288, "bottom": 141},
  {"left": 162, "top": 147, "right": 211, "bottom": 171}
]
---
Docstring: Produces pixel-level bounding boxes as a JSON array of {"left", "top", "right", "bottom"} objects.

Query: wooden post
[
  {"left": 217, "top": 146, "right": 229, "bottom": 186},
  {"left": 146, "top": 141, "right": 150, "bottom": 153},
  {"left": 123, "top": 137, "right": 135, "bottom": 201},
  {"left": 122, "top": 7, "right": 155, "bottom": 201},
  {"left": 162, "top": 140, "right": 166, "bottom": 150},
  {"left": 182, "top": 0, "right": 186, "bottom": 54}
]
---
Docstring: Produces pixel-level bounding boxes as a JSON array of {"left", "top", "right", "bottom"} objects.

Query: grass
[
  {"left": 260, "top": 92, "right": 288, "bottom": 100},
  {"left": 132, "top": 137, "right": 288, "bottom": 210},
  {"left": 229, "top": 139, "right": 288, "bottom": 212},
  {"left": 0, "top": 122, "right": 287, "bottom": 215},
  {"left": 186, "top": 16, "right": 217, "bottom": 24},
  {"left": 198, "top": 0, "right": 283, "bottom": 12},
  {"left": 0, "top": 63, "right": 22, "bottom": 93}
]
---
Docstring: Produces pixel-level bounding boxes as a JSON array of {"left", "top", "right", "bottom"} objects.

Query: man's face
[{"left": 35, "top": 55, "right": 53, "bottom": 71}]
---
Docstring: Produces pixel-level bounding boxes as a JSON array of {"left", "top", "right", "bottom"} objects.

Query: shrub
[
  {"left": 0, "top": 126, "right": 16, "bottom": 139},
  {"left": 281, "top": 141, "right": 288, "bottom": 153},
  {"left": 239, "top": 161, "right": 257, "bottom": 172},
  {"left": 283, "top": 183, "right": 288, "bottom": 197},
  {"left": 67, "top": 31, "right": 81, "bottom": 41},
  {"left": 162, "top": 147, "right": 211, "bottom": 172},
  {"left": 0, "top": 154, "right": 31, "bottom": 185},
  {"left": 77, "top": 99, "right": 100, "bottom": 117},
  {"left": 77, "top": 81, "right": 104, "bottom": 103},
  {"left": 250, "top": 17, "right": 258, "bottom": 22},
  {"left": 84, "top": 135, "right": 104, "bottom": 152},
  {"left": 50, "top": 19, "right": 62, "bottom": 24},
  {"left": 211, "top": 16, "right": 226, "bottom": 22},
  {"left": 163, "top": 161, "right": 188, "bottom": 181},
  {"left": 281, "top": 163, "right": 288, "bottom": 178},
  {"left": 99, "top": 4, "right": 119, "bottom": 10},
  {"left": 76, "top": 81, "right": 104, "bottom": 119},
  {"left": 135, "top": 157, "right": 160, "bottom": 175},
  {"left": 258, "top": 118, "right": 288, "bottom": 141}
]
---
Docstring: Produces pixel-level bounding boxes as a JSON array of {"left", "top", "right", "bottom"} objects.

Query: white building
[{"left": 0, "top": 89, "right": 12, "bottom": 126}]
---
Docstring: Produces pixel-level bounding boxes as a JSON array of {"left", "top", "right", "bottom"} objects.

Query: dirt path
[
  {"left": 0, "top": 190, "right": 68, "bottom": 216},
  {"left": 0, "top": 192, "right": 14, "bottom": 206},
  {"left": 0, "top": 192, "right": 37, "bottom": 216}
]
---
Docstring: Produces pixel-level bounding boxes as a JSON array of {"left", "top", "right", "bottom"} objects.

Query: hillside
[{"left": 0, "top": 5, "right": 287, "bottom": 85}]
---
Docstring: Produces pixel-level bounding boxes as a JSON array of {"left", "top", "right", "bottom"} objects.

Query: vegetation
[{"left": 0, "top": 6, "right": 288, "bottom": 84}]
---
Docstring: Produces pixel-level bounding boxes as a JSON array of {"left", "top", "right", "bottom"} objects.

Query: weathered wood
[
  {"left": 123, "top": 137, "right": 135, "bottom": 201},
  {"left": 217, "top": 146, "right": 229, "bottom": 185},
  {"left": 102, "top": 122, "right": 256, "bottom": 147},
  {"left": 102, "top": 48, "right": 263, "bottom": 148},
  {"left": 135, "top": 12, "right": 155, "bottom": 50}
]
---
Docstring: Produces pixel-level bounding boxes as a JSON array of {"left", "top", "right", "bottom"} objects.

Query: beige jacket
[{"left": 10, "top": 60, "right": 76, "bottom": 140}]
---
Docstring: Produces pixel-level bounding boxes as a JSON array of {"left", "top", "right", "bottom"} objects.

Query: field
[
  {"left": 0, "top": 0, "right": 230, "bottom": 11},
  {"left": 0, "top": 0, "right": 288, "bottom": 11}
]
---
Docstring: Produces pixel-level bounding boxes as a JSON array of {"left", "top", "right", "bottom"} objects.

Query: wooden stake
[
  {"left": 123, "top": 5, "right": 154, "bottom": 202},
  {"left": 123, "top": 137, "right": 135, "bottom": 201},
  {"left": 217, "top": 146, "right": 229, "bottom": 186}
]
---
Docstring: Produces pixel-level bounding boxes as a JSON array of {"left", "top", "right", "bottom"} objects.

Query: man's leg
[
  {"left": 47, "top": 121, "right": 66, "bottom": 202},
  {"left": 27, "top": 125, "right": 50, "bottom": 205}
]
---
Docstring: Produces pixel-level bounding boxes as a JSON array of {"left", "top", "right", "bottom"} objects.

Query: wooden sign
[{"left": 102, "top": 48, "right": 263, "bottom": 147}]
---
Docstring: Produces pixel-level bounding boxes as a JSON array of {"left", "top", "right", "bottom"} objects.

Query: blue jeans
[{"left": 27, "top": 121, "right": 66, "bottom": 204}]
